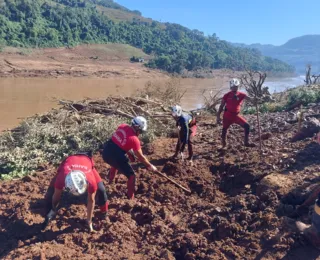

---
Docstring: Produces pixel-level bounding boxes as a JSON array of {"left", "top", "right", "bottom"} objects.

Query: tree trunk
[{"left": 255, "top": 103, "right": 262, "bottom": 154}]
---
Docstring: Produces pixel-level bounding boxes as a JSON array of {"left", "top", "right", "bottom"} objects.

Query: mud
[{"left": 1, "top": 110, "right": 320, "bottom": 259}]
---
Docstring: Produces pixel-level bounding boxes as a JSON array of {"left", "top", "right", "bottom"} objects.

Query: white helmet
[
  {"left": 132, "top": 116, "right": 147, "bottom": 131},
  {"left": 230, "top": 78, "right": 240, "bottom": 88},
  {"left": 172, "top": 105, "right": 182, "bottom": 117},
  {"left": 65, "top": 170, "right": 88, "bottom": 196}
]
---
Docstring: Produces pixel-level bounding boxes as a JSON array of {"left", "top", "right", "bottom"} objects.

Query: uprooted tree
[
  {"left": 303, "top": 65, "right": 320, "bottom": 85},
  {"left": 241, "top": 70, "right": 271, "bottom": 154},
  {"left": 312, "top": 74, "right": 320, "bottom": 84},
  {"left": 305, "top": 65, "right": 312, "bottom": 85}
]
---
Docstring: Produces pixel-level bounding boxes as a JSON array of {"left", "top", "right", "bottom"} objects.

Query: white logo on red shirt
[
  {"left": 113, "top": 129, "right": 127, "bottom": 146},
  {"left": 66, "top": 164, "right": 90, "bottom": 173}
]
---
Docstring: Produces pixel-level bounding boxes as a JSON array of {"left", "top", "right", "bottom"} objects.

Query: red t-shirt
[
  {"left": 223, "top": 91, "right": 247, "bottom": 113},
  {"left": 111, "top": 124, "right": 141, "bottom": 152},
  {"left": 54, "top": 155, "right": 102, "bottom": 194}
]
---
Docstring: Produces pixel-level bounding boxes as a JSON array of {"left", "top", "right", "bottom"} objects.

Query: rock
[
  {"left": 22, "top": 175, "right": 33, "bottom": 182},
  {"left": 291, "top": 118, "right": 320, "bottom": 142},
  {"left": 260, "top": 132, "right": 272, "bottom": 140},
  {"left": 160, "top": 249, "right": 175, "bottom": 260},
  {"left": 256, "top": 173, "right": 294, "bottom": 197}
]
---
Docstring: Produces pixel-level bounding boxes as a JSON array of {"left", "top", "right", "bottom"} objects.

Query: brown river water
[{"left": 0, "top": 77, "right": 229, "bottom": 131}]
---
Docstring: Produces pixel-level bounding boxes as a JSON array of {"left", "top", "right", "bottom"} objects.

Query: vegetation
[
  {"left": 0, "top": 0, "right": 294, "bottom": 74},
  {"left": 286, "top": 87, "right": 320, "bottom": 107},
  {"left": 243, "top": 85, "right": 320, "bottom": 115}
]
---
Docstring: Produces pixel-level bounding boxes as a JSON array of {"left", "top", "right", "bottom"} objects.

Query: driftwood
[
  {"left": 202, "top": 89, "right": 223, "bottom": 113},
  {"left": 56, "top": 96, "right": 176, "bottom": 133},
  {"left": 312, "top": 74, "right": 320, "bottom": 84},
  {"left": 305, "top": 65, "right": 312, "bottom": 85}
]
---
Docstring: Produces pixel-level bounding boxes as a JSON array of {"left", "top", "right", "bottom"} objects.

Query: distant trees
[{"left": 0, "top": 0, "right": 295, "bottom": 74}]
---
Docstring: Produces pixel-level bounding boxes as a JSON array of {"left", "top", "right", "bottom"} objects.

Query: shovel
[{"left": 154, "top": 169, "right": 191, "bottom": 194}]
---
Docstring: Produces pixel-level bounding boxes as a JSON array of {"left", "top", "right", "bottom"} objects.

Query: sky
[{"left": 116, "top": 0, "right": 320, "bottom": 46}]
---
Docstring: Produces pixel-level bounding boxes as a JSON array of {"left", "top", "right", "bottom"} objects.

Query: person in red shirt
[
  {"left": 43, "top": 152, "right": 109, "bottom": 232},
  {"left": 216, "top": 78, "right": 254, "bottom": 148},
  {"left": 102, "top": 116, "right": 157, "bottom": 199}
]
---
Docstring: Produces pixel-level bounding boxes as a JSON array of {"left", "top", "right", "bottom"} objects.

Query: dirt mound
[{"left": 1, "top": 110, "right": 320, "bottom": 259}]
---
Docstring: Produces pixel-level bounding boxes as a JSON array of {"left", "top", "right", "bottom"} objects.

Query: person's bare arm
[
  {"left": 52, "top": 188, "right": 63, "bottom": 211},
  {"left": 134, "top": 149, "right": 157, "bottom": 172},
  {"left": 86, "top": 191, "right": 96, "bottom": 232},
  {"left": 134, "top": 149, "right": 153, "bottom": 168}
]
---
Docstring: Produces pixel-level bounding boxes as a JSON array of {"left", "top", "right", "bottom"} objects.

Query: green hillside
[{"left": 0, "top": 0, "right": 294, "bottom": 74}]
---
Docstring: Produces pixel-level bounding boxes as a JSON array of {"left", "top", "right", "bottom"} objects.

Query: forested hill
[
  {"left": 233, "top": 35, "right": 320, "bottom": 73},
  {"left": 0, "top": 0, "right": 294, "bottom": 74}
]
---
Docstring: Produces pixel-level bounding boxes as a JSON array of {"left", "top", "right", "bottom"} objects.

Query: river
[{"left": 0, "top": 75, "right": 304, "bottom": 131}]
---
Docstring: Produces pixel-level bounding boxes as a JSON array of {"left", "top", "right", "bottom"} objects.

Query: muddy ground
[
  {"left": 0, "top": 45, "right": 166, "bottom": 79},
  {"left": 0, "top": 111, "right": 320, "bottom": 259},
  {"left": 0, "top": 45, "right": 242, "bottom": 80}
]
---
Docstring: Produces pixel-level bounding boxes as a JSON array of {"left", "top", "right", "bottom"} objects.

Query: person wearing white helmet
[
  {"left": 102, "top": 116, "right": 157, "bottom": 199},
  {"left": 43, "top": 152, "right": 109, "bottom": 232},
  {"left": 171, "top": 105, "right": 197, "bottom": 161},
  {"left": 216, "top": 78, "right": 255, "bottom": 148}
]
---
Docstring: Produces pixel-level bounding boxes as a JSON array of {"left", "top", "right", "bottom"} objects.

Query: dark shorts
[{"left": 102, "top": 140, "right": 135, "bottom": 178}]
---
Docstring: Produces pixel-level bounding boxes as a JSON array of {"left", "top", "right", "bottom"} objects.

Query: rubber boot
[
  {"left": 222, "top": 128, "right": 227, "bottom": 148},
  {"left": 127, "top": 175, "right": 136, "bottom": 200},
  {"left": 187, "top": 140, "right": 193, "bottom": 161},
  {"left": 244, "top": 134, "right": 255, "bottom": 147},
  {"left": 99, "top": 201, "right": 109, "bottom": 219},
  {"left": 108, "top": 167, "right": 117, "bottom": 183}
]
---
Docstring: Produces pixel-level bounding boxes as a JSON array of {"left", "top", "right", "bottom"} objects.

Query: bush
[
  {"left": 139, "top": 78, "right": 186, "bottom": 106},
  {"left": 242, "top": 103, "right": 285, "bottom": 115},
  {"left": 287, "top": 88, "right": 320, "bottom": 107}
]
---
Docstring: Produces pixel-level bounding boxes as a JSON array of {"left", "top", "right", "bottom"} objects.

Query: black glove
[{"left": 41, "top": 209, "right": 56, "bottom": 230}]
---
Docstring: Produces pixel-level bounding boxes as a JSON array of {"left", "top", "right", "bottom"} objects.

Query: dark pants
[
  {"left": 102, "top": 140, "right": 135, "bottom": 178},
  {"left": 175, "top": 124, "right": 197, "bottom": 158},
  {"left": 102, "top": 140, "right": 136, "bottom": 199}
]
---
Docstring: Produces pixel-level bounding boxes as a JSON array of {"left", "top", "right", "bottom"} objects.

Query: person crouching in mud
[
  {"left": 43, "top": 152, "right": 109, "bottom": 233},
  {"left": 171, "top": 105, "right": 197, "bottom": 162},
  {"left": 216, "top": 78, "right": 255, "bottom": 148},
  {"left": 102, "top": 116, "right": 158, "bottom": 199},
  {"left": 285, "top": 191, "right": 320, "bottom": 249}
]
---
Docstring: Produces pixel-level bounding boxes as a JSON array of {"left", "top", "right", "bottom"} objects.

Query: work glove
[
  {"left": 41, "top": 209, "right": 56, "bottom": 230},
  {"left": 148, "top": 164, "right": 157, "bottom": 172}
]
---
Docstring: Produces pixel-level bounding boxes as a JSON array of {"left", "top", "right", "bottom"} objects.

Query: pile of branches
[
  {"left": 59, "top": 96, "right": 171, "bottom": 124},
  {"left": 0, "top": 96, "right": 175, "bottom": 179}
]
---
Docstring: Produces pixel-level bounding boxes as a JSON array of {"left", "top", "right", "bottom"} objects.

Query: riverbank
[{"left": 0, "top": 44, "right": 243, "bottom": 80}]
